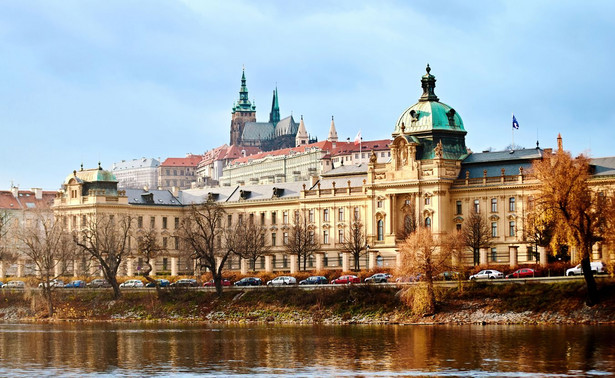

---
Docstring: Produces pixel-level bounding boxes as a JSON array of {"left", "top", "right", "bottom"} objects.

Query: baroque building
[
  {"left": 110, "top": 157, "right": 160, "bottom": 189},
  {"left": 49, "top": 66, "right": 615, "bottom": 278}
]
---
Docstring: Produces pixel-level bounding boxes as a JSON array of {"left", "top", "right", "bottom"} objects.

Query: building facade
[
  {"left": 110, "top": 158, "right": 160, "bottom": 189},
  {"left": 158, "top": 154, "right": 203, "bottom": 190}
]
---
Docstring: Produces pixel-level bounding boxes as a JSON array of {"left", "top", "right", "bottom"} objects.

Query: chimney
[
  {"left": 143, "top": 185, "right": 149, "bottom": 192},
  {"left": 310, "top": 175, "right": 319, "bottom": 188},
  {"left": 171, "top": 186, "right": 179, "bottom": 197},
  {"left": 10, "top": 186, "right": 18, "bottom": 198},
  {"left": 32, "top": 188, "right": 43, "bottom": 199}
]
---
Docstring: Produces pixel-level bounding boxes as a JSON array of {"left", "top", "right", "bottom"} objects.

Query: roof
[
  {"left": 242, "top": 122, "right": 274, "bottom": 141},
  {"left": 125, "top": 189, "right": 182, "bottom": 206},
  {"left": 110, "top": 158, "right": 160, "bottom": 171},
  {"left": 226, "top": 182, "right": 305, "bottom": 202},
  {"left": 274, "top": 115, "right": 298, "bottom": 136},
  {"left": 222, "top": 145, "right": 261, "bottom": 161},
  {"left": 198, "top": 145, "right": 230, "bottom": 167},
  {"left": 64, "top": 167, "right": 117, "bottom": 185},
  {"left": 322, "top": 163, "right": 368, "bottom": 177},
  {"left": 316, "top": 175, "right": 366, "bottom": 190},
  {"left": 459, "top": 148, "right": 543, "bottom": 179},
  {"left": 591, "top": 157, "right": 615, "bottom": 177},
  {"left": 230, "top": 140, "right": 332, "bottom": 165},
  {"left": 0, "top": 189, "right": 55, "bottom": 210},
  {"left": 330, "top": 140, "right": 391, "bottom": 156},
  {"left": 180, "top": 186, "right": 241, "bottom": 204},
  {"left": 394, "top": 100, "right": 464, "bottom": 135},
  {"left": 160, "top": 154, "right": 204, "bottom": 167}
]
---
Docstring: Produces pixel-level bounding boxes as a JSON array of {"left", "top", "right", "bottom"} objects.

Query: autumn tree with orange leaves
[{"left": 532, "top": 137, "right": 615, "bottom": 306}]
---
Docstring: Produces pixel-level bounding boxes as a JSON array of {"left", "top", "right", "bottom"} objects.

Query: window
[
  {"left": 249, "top": 213, "right": 254, "bottom": 224},
  {"left": 163, "top": 258, "right": 168, "bottom": 271},
  {"left": 377, "top": 200, "right": 383, "bottom": 208},
  {"left": 283, "top": 232, "right": 288, "bottom": 245},
  {"left": 456, "top": 223, "right": 462, "bottom": 231},
  {"left": 323, "top": 230, "right": 329, "bottom": 244},
  {"left": 271, "top": 233, "right": 277, "bottom": 246},
  {"left": 283, "top": 211, "right": 289, "bottom": 224},
  {"left": 456, "top": 201, "right": 462, "bottom": 215},
  {"left": 491, "top": 198, "right": 497, "bottom": 213},
  {"left": 138, "top": 216, "right": 143, "bottom": 228},
  {"left": 309, "top": 209, "right": 314, "bottom": 223},
  {"left": 509, "top": 221, "right": 515, "bottom": 237},
  {"left": 491, "top": 222, "right": 497, "bottom": 237},
  {"left": 425, "top": 217, "right": 431, "bottom": 228},
  {"left": 354, "top": 207, "right": 360, "bottom": 221},
  {"left": 227, "top": 214, "right": 232, "bottom": 227},
  {"left": 338, "top": 208, "right": 344, "bottom": 222},
  {"left": 162, "top": 237, "right": 168, "bottom": 248},
  {"left": 404, "top": 215, "right": 412, "bottom": 234},
  {"left": 81, "top": 215, "right": 86, "bottom": 226},
  {"left": 474, "top": 200, "right": 480, "bottom": 213},
  {"left": 491, "top": 248, "right": 497, "bottom": 262},
  {"left": 338, "top": 253, "right": 343, "bottom": 266},
  {"left": 175, "top": 237, "right": 179, "bottom": 249},
  {"left": 174, "top": 217, "right": 179, "bottom": 229},
  {"left": 260, "top": 212, "right": 266, "bottom": 225},
  {"left": 150, "top": 216, "right": 155, "bottom": 229},
  {"left": 377, "top": 220, "right": 384, "bottom": 241},
  {"left": 323, "top": 209, "right": 329, "bottom": 222},
  {"left": 162, "top": 217, "right": 167, "bottom": 229},
  {"left": 381, "top": 152, "right": 385, "bottom": 157},
  {"left": 425, "top": 197, "right": 431, "bottom": 205},
  {"left": 309, "top": 231, "right": 314, "bottom": 243},
  {"left": 271, "top": 212, "right": 277, "bottom": 225},
  {"left": 355, "top": 153, "right": 359, "bottom": 159},
  {"left": 238, "top": 214, "right": 244, "bottom": 225},
  {"left": 509, "top": 197, "right": 516, "bottom": 212},
  {"left": 338, "top": 229, "right": 344, "bottom": 243},
  {"left": 283, "top": 255, "right": 288, "bottom": 268}
]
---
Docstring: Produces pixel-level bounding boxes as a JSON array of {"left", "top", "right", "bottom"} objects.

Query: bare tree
[
  {"left": 177, "top": 200, "right": 229, "bottom": 295},
  {"left": 135, "top": 228, "right": 166, "bottom": 287},
  {"left": 285, "top": 213, "right": 320, "bottom": 271},
  {"left": 532, "top": 146, "right": 615, "bottom": 305},
  {"left": 461, "top": 211, "right": 493, "bottom": 265},
  {"left": 398, "top": 227, "right": 463, "bottom": 315},
  {"left": 230, "top": 214, "right": 271, "bottom": 272},
  {"left": 0, "top": 210, "right": 17, "bottom": 269},
  {"left": 341, "top": 216, "right": 367, "bottom": 271},
  {"left": 74, "top": 213, "right": 133, "bottom": 299},
  {"left": 18, "top": 211, "right": 75, "bottom": 316}
]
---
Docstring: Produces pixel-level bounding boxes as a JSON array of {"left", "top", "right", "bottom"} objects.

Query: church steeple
[
  {"left": 327, "top": 115, "right": 338, "bottom": 142},
  {"left": 232, "top": 68, "right": 256, "bottom": 114},
  {"left": 230, "top": 68, "right": 257, "bottom": 146},
  {"left": 269, "top": 87, "right": 280, "bottom": 125},
  {"left": 419, "top": 64, "right": 439, "bottom": 102},
  {"left": 295, "top": 115, "right": 309, "bottom": 146}
]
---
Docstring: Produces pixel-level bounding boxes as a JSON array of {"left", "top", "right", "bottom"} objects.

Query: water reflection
[{"left": 0, "top": 323, "right": 613, "bottom": 376}]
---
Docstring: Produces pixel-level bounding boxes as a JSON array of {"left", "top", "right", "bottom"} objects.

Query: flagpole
[
  {"left": 359, "top": 137, "right": 362, "bottom": 164},
  {"left": 511, "top": 113, "right": 514, "bottom": 150}
]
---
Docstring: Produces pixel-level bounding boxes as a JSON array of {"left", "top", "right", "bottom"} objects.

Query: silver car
[
  {"left": 469, "top": 270, "right": 504, "bottom": 280},
  {"left": 266, "top": 276, "right": 297, "bottom": 286}
]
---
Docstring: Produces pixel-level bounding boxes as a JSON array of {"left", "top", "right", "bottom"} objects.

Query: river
[{"left": 0, "top": 323, "right": 613, "bottom": 377}]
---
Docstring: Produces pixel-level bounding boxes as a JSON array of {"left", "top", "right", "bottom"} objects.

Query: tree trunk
[
  {"left": 213, "top": 272, "right": 223, "bottom": 296},
  {"left": 109, "top": 278, "right": 121, "bottom": 299},
  {"left": 581, "top": 255, "right": 599, "bottom": 306},
  {"left": 43, "top": 286, "right": 54, "bottom": 317}
]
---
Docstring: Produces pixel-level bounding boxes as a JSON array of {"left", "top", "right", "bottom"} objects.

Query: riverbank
[{"left": 1, "top": 280, "right": 613, "bottom": 324}]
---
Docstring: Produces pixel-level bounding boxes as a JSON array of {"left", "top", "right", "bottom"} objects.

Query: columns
[
  {"left": 538, "top": 246, "right": 547, "bottom": 267},
  {"left": 54, "top": 259, "right": 62, "bottom": 277},
  {"left": 341, "top": 252, "right": 350, "bottom": 272},
  {"left": 0, "top": 261, "right": 5, "bottom": 279},
  {"left": 17, "top": 260, "right": 25, "bottom": 278},
  {"left": 265, "top": 255, "right": 274, "bottom": 273},
  {"left": 509, "top": 246, "right": 518, "bottom": 268},
  {"left": 592, "top": 243, "right": 601, "bottom": 261},
  {"left": 479, "top": 248, "right": 488, "bottom": 266},
  {"left": 315, "top": 253, "right": 324, "bottom": 271},
  {"left": 289, "top": 255, "right": 298, "bottom": 274},
  {"left": 368, "top": 251, "right": 377, "bottom": 270},
  {"left": 240, "top": 258, "right": 248, "bottom": 275},
  {"left": 73, "top": 259, "right": 80, "bottom": 277},
  {"left": 150, "top": 257, "right": 157, "bottom": 276},
  {"left": 126, "top": 258, "right": 134, "bottom": 277},
  {"left": 570, "top": 247, "right": 578, "bottom": 264},
  {"left": 171, "top": 257, "right": 178, "bottom": 277},
  {"left": 396, "top": 251, "right": 402, "bottom": 269}
]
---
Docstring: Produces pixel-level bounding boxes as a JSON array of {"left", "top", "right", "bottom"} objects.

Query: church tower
[
  {"left": 295, "top": 115, "right": 309, "bottom": 146},
  {"left": 230, "top": 68, "right": 256, "bottom": 146},
  {"left": 327, "top": 116, "right": 338, "bottom": 142},
  {"left": 269, "top": 87, "right": 280, "bottom": 125}
]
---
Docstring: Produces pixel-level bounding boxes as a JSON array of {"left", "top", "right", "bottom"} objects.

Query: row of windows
[
  {"left": 136, "top": 216, "right": 180, "bottom": 230},
  {"left": 456, "top": 197, "right": 517, "bottom": 215},
  {"left": 163, "top": 169, "right": 194, "bottom": 176},
  {"left": 228, "top": 207, "right": 362, "bottom": 227}
]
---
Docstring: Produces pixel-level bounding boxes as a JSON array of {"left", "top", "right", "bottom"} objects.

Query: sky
[{"left": 1, "top": 0, "right": 615, "bottom": 190}]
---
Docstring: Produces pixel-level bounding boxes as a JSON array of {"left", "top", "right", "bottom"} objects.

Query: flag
[
  {"left": 354, "top": 130, "right": 362, "bottom": 145},
  {"left": 512, "top": 114, "right": 519, "bottom": 129}
]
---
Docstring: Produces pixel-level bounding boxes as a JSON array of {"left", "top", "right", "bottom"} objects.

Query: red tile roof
[
  {"left": 330, "top": 139, "right": 391, "bottom": 156},
  {"left": 222, "top": 145, "right": 262, "bottom": 161},
  {"left": 0, "top": 190, "right": 55, "bottom": 210},
  {"left": 231, "top": 141, "right": 333, "bottom": 164},
  {"left": 198, "top": 145, "right": 230, "bottom": 167},
  {"left": 161, "top": 154, "right": 204, "bottom": 167}
]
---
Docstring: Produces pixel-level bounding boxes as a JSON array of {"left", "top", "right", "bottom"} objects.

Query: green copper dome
[
  {"left": 393, "top": 65, "right": 464, "bottom": 135},
  {"left": 64, "top": 165, "right": 117, "bottom": 185}
]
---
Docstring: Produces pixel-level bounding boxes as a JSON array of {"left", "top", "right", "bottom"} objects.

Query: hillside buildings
[{"left": 110, "top": 158, "right": 160, "bottom": 189}]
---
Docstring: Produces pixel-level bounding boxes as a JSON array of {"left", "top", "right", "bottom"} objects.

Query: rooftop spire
[
  {"left": 233, "top": 68, "right": 255, "bottom": 113},
  {"left": 327, "top": 115, "right": 338, "bottom": 142},
  {"left": 295, "top": 115, "right": 309, "bottom": 146},
  {"left": 557, "top": 133, "right": 563, "bottom": 151},
  {"left": 419, "top": 63, "right": 439, "bottom": 102},
  {"left": 269, "top": 87, "right": 280, "bottom": 124}
]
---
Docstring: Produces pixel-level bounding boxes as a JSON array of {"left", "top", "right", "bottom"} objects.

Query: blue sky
[{"left": 1, "top": 1, "right": 614, "bottom": 190}]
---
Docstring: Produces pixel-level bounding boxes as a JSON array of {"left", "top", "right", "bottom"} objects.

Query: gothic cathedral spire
[{"left": 269, "top": 87, "right": 280, "bottom": 125}]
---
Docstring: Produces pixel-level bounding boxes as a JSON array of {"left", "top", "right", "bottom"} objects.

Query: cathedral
[{"left": 229, "top": 69, "right": 315, "bottom": 151}]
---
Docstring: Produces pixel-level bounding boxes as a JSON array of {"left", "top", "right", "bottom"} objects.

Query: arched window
[
  {"left": 376, "top": 255, "right": 384, "bottom": 267},
  {"left": 377, "top": 219, "right": 384, "bottom": 241},
  {"left": 425, "top": 217, "right": 432, "bottom": 228}
]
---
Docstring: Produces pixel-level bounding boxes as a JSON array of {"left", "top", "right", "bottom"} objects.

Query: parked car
[
  {"left": 365, "top": 273, "right": 390, "bottom": 283},
  {"left": 566, "top": 262, "right": 606, "bottom": 276},
  {"left": 469, "top": 270, "right": 504, "bottom": 280},
  {"left": 396, "top": 274, "right": 423, "bottom": 283},
  {"left": 3, "top": 280, "right": 26, "bottom": 288},
  {"left": 299, "top": 276, "right": 328, "bottom": 285},
  {"left": 506, "top": 268, "right": 536, "bottom": 279},
  {"left": 203, "top": 279, "right": 231, "bottom": 287},
  {"left": 233, "top": 277, "right": 263, "bottom": 286},
  {"left": 119, "top": 279, "right": 144, "bottom": 288},
  {"left": 331, "top": 275, "right": 360, "bottom": 284},
  {"left": 38, "top": 279, "right": 65, "bottom": 288},
  {"left": 267, "top": 276, "right": 297, "bottom": 286},
  {"left": 437, "top": 271, "right": 462, "bottom": 281},
  {"left": 64, "top": 280, "right": 86, "bottom": 288},
  {"left": 171, "top": 279, "right": 198, "bottom": 287},
  {"left": 87, "top": 279, "right": 111, "bottom": 288},
  {"left": 145, "top": 279, "right": 170, "bottom": 288}
]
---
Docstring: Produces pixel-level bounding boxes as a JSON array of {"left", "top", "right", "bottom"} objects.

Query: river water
[{"left": 0, "top": 323, "right": 613, "bottom": 377}]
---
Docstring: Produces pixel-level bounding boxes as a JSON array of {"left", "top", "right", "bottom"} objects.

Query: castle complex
[{"left": 5, "top": 66, "right": 614, "bottom": 278}]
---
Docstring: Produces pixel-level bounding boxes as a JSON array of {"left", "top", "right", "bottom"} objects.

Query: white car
[
  {"left": 266, "top": 276, "right": 297, "bottom": 286},
  {"left": 119, "top": 279, "right": 144, "bottom": 288},
  {"left": 566, "top": 261, "right": 606, "bottom": 276},
  {"left": 469, "top": 270, "right": 504, "bottom": 280},
  {"left": 38, "top": 279, "right": 65, "bottom": 288},
  {"left": 3, "top": 280, "right": 26, "bottom": 288}
]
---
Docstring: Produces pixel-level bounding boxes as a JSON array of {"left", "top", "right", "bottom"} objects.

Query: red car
[
  {"left": 331, "top": 275, "right": 360, "bottom": 284},
  {"left": 506, "top": 268, "right": 536, "bottom": 279},
  {"left": 203, "top": 279, "right": 231, "bottom": 287}
]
